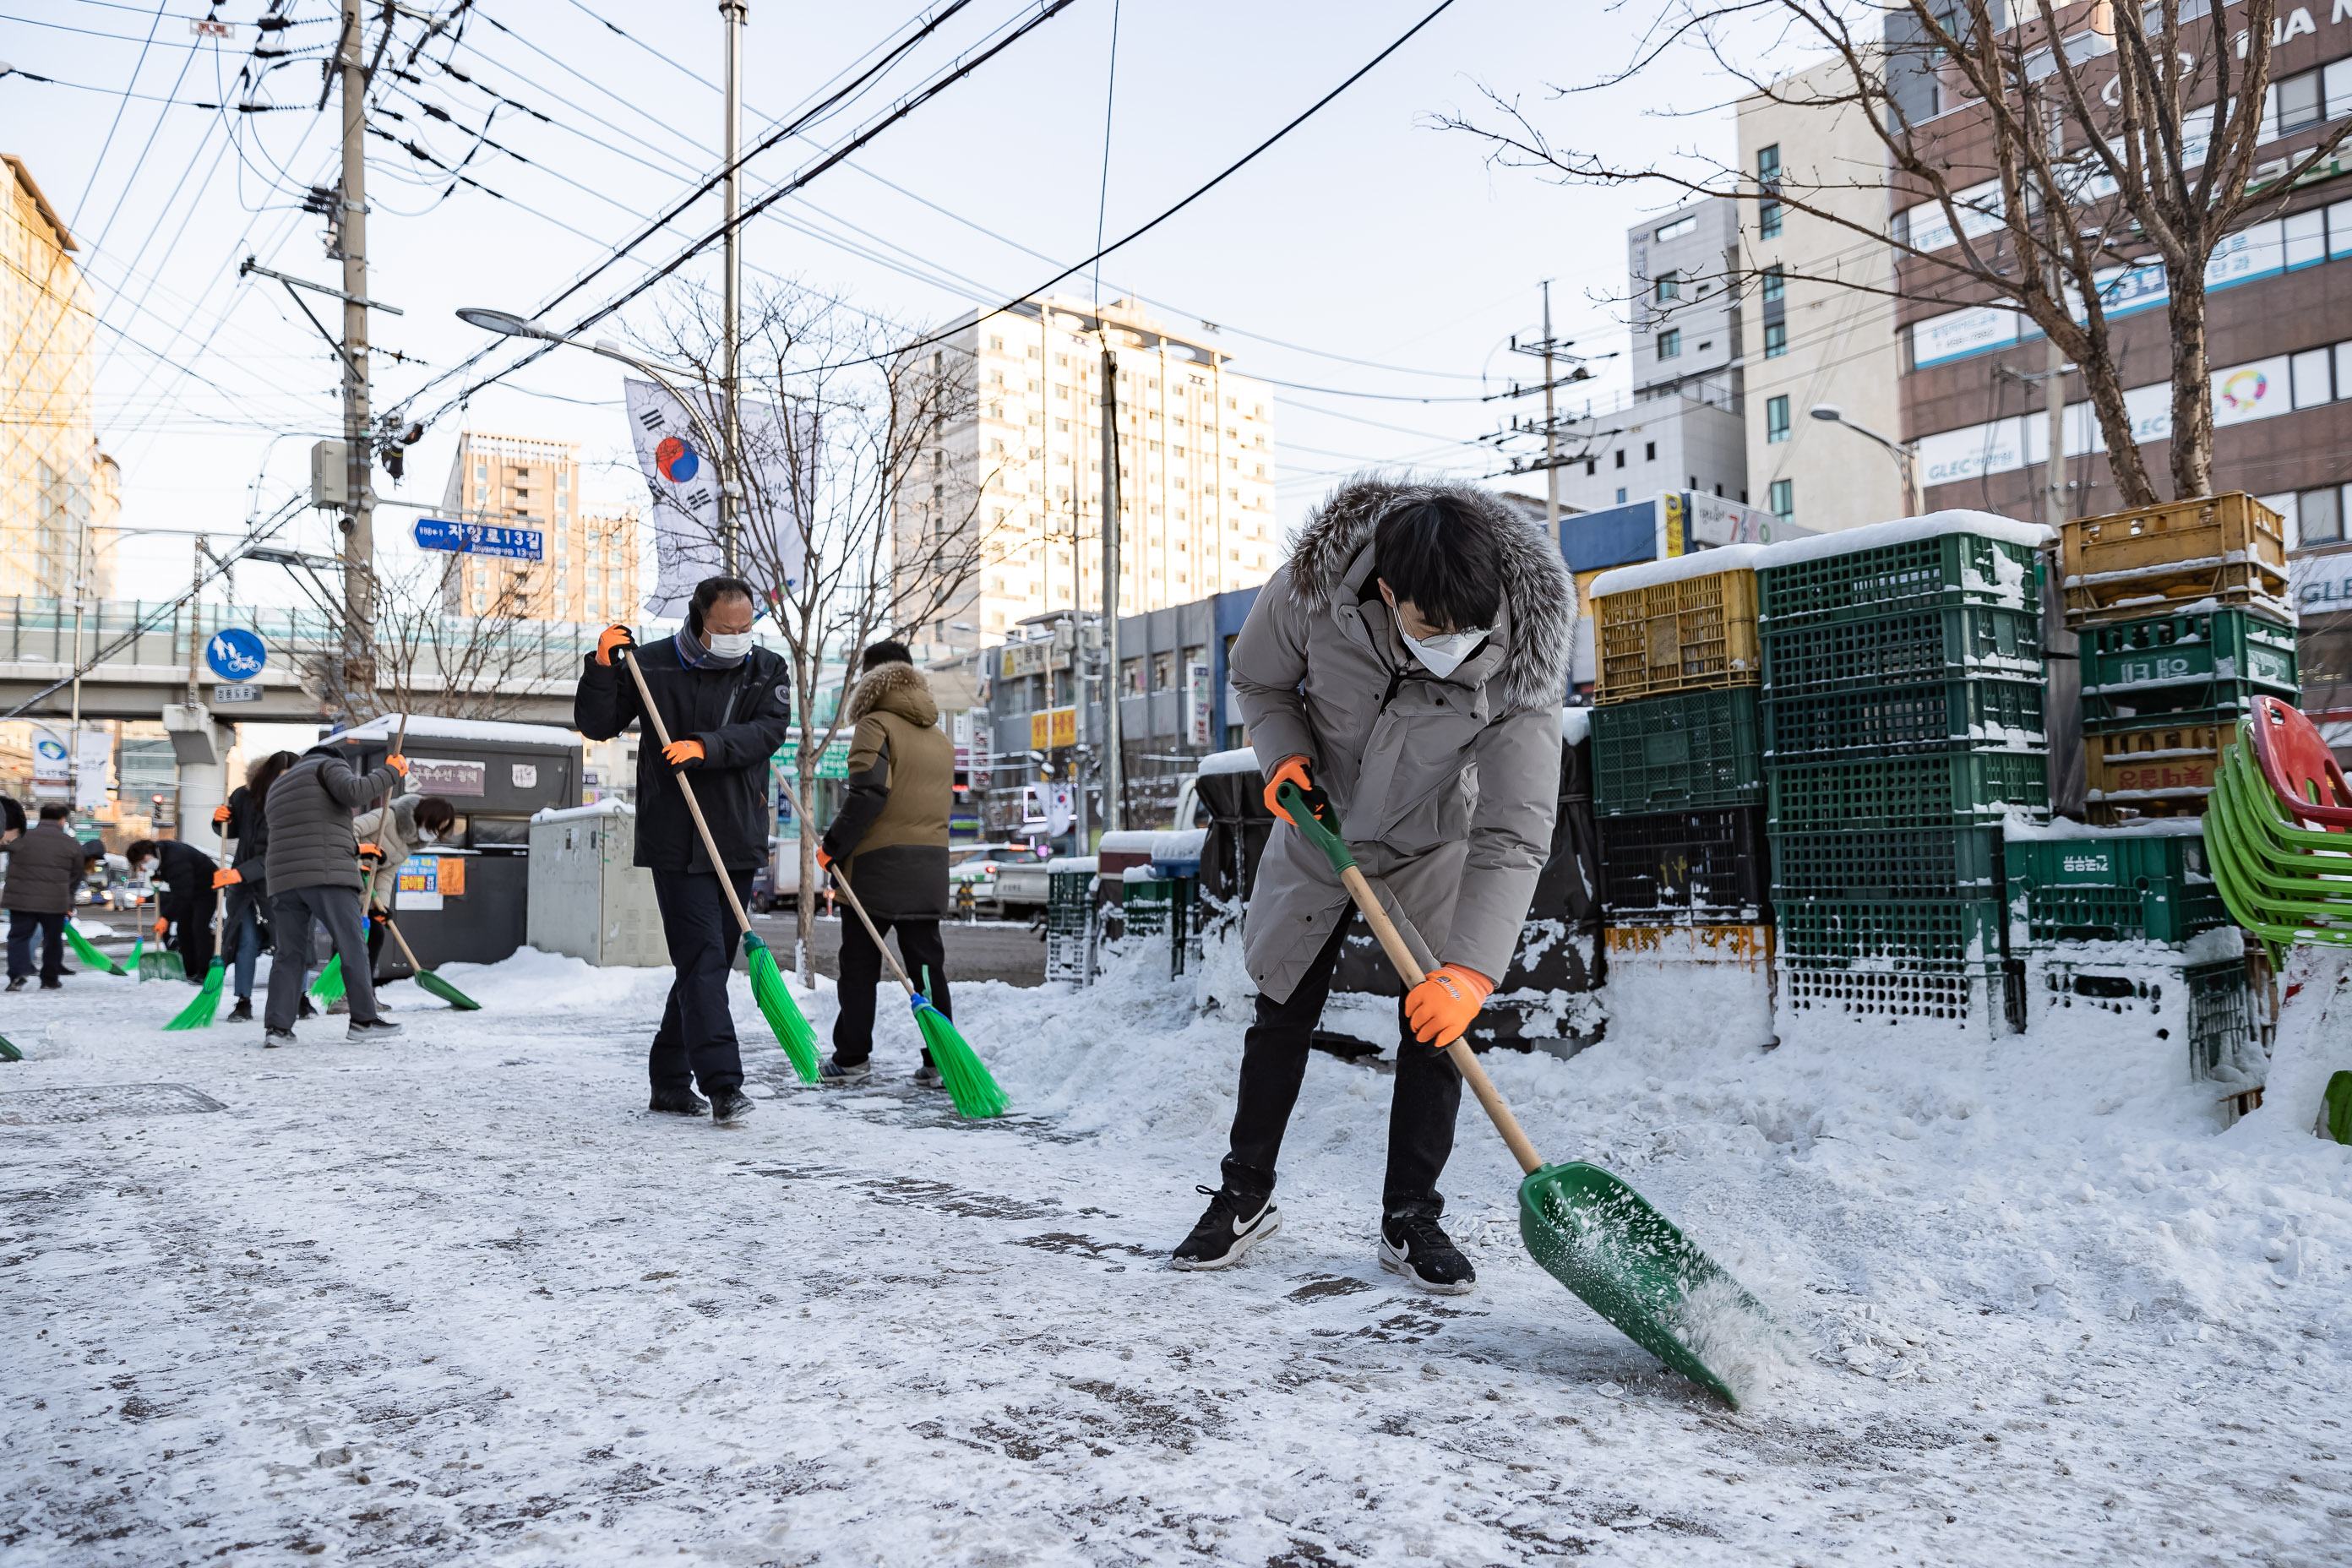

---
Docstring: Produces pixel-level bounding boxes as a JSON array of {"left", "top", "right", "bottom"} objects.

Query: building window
[
  {"left": 1658, "top": 329, "right": 1681, "bottom": 359},
  {"left": 1767, "top": 395, "right": 1791, "bottom": 444},
  {"left": 1615, "top": 487, "right": 1628, "bottom": 504},
  {"left": 1764, "top": 322, "right": 1788, "bottom": 358},
  {"left": 1761, "top": 264, "right": 1785, "bottom": 302},
  {"left": 1121, "top": 656, "right": 1145, "bottom": 697},
  {"left": 1757, "top": 144, "right": 1780, "bottom": 183},
  {"left": 1655, "top": 215, "right": 1696, "bottom": 242},
  {"left": 1769, "top": 479, "right": 1794, "bottom": 520},
  {"left": 1654, "top": 271, "right": 1681, "bottom": 302},
  {"left": 1644, "top": 442, "right": 1657, "bottom": 461},
  {"left": 1614, "top": 449, "right": 1626, "bottom": 469},
  {"left": 1759, "top": 199, "right": 1783, "bottom": 239},
  {"left": 2298, "top": 486, "right": 2344, "bottom": 544},
  {"left": 1584, "top": 459, "right": 1597, "bottom": 476}
]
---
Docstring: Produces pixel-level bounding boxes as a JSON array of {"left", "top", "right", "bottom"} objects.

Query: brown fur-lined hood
[
  {"left": 844, "top": 660, "right": 938, "bottom": 727},
  {"left": 1285, "top": 472, "right": 1574, "bottom": 715}
]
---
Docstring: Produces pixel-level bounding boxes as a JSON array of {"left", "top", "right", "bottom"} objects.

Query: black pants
[
  {"left": 650, "top": 868, "right": 754, "bottom": 1097},
  {"left": 162, "top": 890, "right": 217, "bottom": 980},
  {"left": 832, "top": 914, "right": 950, "bottom": 1067},
  {"left": 1220, "top": 918, "right": 1463, "bottom": 1221},
  {"left": 7, "top": 909, "right": 66, "bottom": 981},
  {"left": 366, "top": 906, "right": 387, "bottom": 980},
  {"left": 265, "top": 885, "right": 381, "bottom": 1031}
]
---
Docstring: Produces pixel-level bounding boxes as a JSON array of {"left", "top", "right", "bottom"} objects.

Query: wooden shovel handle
[
  {"left": 378, "top": 910, "right": 425, "bottom": 974},
  {"left": 770, "top": 765, "right": 920, "bottom": 999},
  {"left": 1337, "top": 863, "right": 1546, "bottom": 1177},
  {"left": 616, "top": 645, "right": 754, "bottom": 939}
]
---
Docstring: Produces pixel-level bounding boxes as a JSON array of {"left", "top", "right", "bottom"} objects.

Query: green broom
[
  {"left": 309, "top": 950, "right": 346, "bottom": 1002},
  {"left": 378, "top": 913, "right": 481, "bottom": 1010},
  {"left": 774, "top": 766, "right": 1004, "bottom": 1117},
  {"left": 617, "top": 645, "right": 819, "bottom": 1083},
  {"left": 0, "top": 1034, "right": 20, "bottom": 1062},
  {"left": 66, "top": 921, "right": 127, "bottom": 977},
  {"left": 163, "top": 847, "right": 233, "bottom": 1031}
]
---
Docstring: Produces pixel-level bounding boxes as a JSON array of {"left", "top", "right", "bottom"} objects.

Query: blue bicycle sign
[{"left": 204, "top": 626, "right": 269, "bottom": 681}]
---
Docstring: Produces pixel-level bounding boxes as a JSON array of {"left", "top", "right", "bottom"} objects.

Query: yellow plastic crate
[
  {"left": 1594, "top": 565, "right": 1761, "bottom": 703},
  {"left": 2082, "top": 718, "right": 2244, "bottom": 813},
  {"left": 1605, "top": 923, "right": 1773, "bottom": 969},
  {"left": 2061, "top": 493, "right": 2289, "bottom": 625}
]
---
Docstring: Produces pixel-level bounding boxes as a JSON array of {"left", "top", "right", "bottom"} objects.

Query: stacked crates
[
  {"left": 1759, "top": 518, "right": 2052, "bottom": 1035},
  {"left": 2063, "top": 494, "right": 2296, "bottom": 822},
  {"left": 1587, "top": 548, "right": 1771, "bottom": 939}
]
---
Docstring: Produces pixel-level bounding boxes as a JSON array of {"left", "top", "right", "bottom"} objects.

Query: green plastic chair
[{"left": 2207, "top": 737, "right": 2352, "bottom": 952}]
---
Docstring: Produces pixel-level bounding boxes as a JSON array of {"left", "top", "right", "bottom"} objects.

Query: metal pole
[
  {"left": 338, "top": 0, "right": 376, "bottom": 718},
  {"left": 720, "top": 0, "right": 747, "bottom": 574},
  {"left": 1097, "top": 345, "right": 1123, "bottom": 836},
  {"left": 1542, "top": 280, "right": 1559, "bottom": 542}
]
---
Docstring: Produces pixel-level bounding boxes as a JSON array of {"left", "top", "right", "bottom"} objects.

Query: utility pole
[
  {"left": 720, "top": 0, "right": 747, "bottom": 574},
  {"left": 1498, "top": 289, "right": 1590, "bottom": 542},
  {"left": 337, "top": 0, "right": 375, "bottom": 718},
  {"left": 1097, "top": 344, "right": 1123, "bottom": 836},
  {"left": 1541, "top": 280, "right": 1559, "bottom": 540}
]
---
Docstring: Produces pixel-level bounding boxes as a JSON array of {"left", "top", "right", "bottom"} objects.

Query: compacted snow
[{"left": 5, "top": 934, "right": 2351, "bottom": 1565}]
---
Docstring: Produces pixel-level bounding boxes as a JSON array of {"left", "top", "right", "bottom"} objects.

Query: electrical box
[
  {"left": 310, "top": 439, "right": 349, "bottom": 509},
  {"left": 526, "top": 802, "right": 668, "bottom": 966}
]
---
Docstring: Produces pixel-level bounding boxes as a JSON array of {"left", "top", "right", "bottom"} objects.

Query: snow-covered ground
[{"left": 4, "top": 932, "right": 2350, "bottom": 1565}]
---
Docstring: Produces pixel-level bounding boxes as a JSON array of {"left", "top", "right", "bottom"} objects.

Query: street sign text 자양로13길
[{"left": 412, "top": 518, "right": 544, "bottom": 560}]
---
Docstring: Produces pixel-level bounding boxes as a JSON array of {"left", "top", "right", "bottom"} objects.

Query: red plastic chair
[{"left": 2248, "top": 694, "right": 2352, "bottom": 830}]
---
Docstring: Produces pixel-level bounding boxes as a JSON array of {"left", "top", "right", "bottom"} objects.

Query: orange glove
[
  {"left": 211, "top": 804, "right": 231, "bottom": 826},
  {"left": 384, "top": 754, "right": 409, "bottom": 775},
  {"left": 357, "top": 842, "right": 382, "bottom": 863},
  {"left": 663, "top": 738, "right": 705, "bottom": 767},
  {"left": 211, "top": 868, "right": 241, "bottom": 889},
  {"left": 816, "top": 846, "right": 834, "bottom": 871},
  {"left": 1404, "top": 964, "right": 1494, "bottom": 1048},
  {"left": 1263, "top": 755, "right": 1337, "bottom": 830},
  {"left": 596, "top": 623, "right": 635, "bottom": 666},
  {"left": 152, "top": 916, "right": 168, "bottom": 939}
]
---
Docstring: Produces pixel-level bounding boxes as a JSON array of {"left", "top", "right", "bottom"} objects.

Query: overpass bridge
[{"left": 0, "top": 596, "right": 601, "bottom": 727}]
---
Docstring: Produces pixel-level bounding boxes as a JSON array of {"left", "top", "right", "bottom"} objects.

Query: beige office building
[
  {"left": 438, "top": 431, "right": 640, "bottom": 622},
  {"left": 895, "top": 295, "right": 1279, "bottom": 661},
  {"left": 0, "top": 155, "right": 117, "bottom": 601},
  {"left": 1737, "top": 57, "right": 1908, "bottom": 534}
]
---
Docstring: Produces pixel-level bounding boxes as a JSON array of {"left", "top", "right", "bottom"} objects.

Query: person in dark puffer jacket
[
  {"left": 3, "top": 803, "right": 84, "bottom": 989},
  {"left": 213, "top": 750, "right": 299, "bottom": 1022},
  {"left": 127, "top": 836, "right": 220, "bottom": 983},
  {"left": 261, "top": 738, "right": 407, "bottom": 1045}
]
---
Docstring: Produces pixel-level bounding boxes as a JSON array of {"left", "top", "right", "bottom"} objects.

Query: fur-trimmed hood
[
  {"left": 844, "top": 659, "right": 938, "bottom": 728},
  {"left": 1285, "top": 472, "right": 1574, "bottom": 714}
]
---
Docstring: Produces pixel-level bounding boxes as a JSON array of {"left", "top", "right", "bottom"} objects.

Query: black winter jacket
[
  {"left": 574, "top": 634, "right": 792, "bottom": 874},
  {"left": 150, "top": 838, "right": 219, "bottom": 914},
  {"left": 1, "top": 820, "right": 84, "bottom": 914},
  {"left": 264, "top": 743, "right": 404, "bottom": 896}
]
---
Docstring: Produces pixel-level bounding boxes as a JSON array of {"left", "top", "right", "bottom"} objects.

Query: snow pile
[
  {"left": 334, "top": 713, "right": 580, "bottom": 747},
  {"left": 1586, "top": 543, "right": 1766, "bottom": 600},
  {"left": 1753, "top": 509, "right": 2053, "bottom": 566}
]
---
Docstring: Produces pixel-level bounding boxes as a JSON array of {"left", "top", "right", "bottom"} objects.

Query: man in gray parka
[
  {"left": 1173, "top": 476, "right": 1571, "bottom": 1293},
  {"left": 260, "top": 738, "right": 409, "bottom": 1045}
]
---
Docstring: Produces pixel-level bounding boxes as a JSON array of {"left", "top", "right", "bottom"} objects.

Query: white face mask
[
  {"left": 1400, "top": 624, "right": 1489, "bottom": 680},
  {"left": 135, "top": 858, "right": 155, "bottom": 879},
  {"left": 415, "top": 830, "right": 439, "bottom": 846},
  {"left": 704, "top": 629, "right": 755, "bottom": 659}
]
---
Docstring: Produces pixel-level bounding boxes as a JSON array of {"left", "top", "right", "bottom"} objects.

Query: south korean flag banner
[{"left": 623, "top": 377, "right": 725, "bottom": 618}]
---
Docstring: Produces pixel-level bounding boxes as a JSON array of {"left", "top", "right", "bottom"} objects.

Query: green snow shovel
[
  {"left": 615, "top": 643, "right": 819, "bottom": 1084},
  {"left": 1278, "top": 781, "right": 1767, "bottom": 1407},
  {"left": 778, "top": 766, "right": 1005, "bottom": 1118},
  {"left": 67, "top": 920, "right": 127, "bottom": 977},
  {"left": 309, "top": 950, "right": 346, "bottom": 1003},
  {"left": 0, "top": 1035, "right": 20, "bottom": 1062},
  {"left": 378, "top": 913, "right": 481, "bottom": 1010},
  {"left": 164, "top": 844, "right": 232, "bottom": 1031}
]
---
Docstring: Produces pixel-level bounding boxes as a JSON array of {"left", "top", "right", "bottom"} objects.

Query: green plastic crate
[
  {"left": 2005, "top": 830, "right": 2231, "bottom": 945},
  {"left": 1764, "top": 678, "right": 2046, "bottom": 762},
  {"left": 2030, "top": 956, "right": 2251, "bottom": 1078},
  {"left": 1758, "top": 530, "right": 2041, "bottom": 626},
  {"left": 1770, "top": 826, "right": 2004, "bottom": 899},
  {"left": 1775, "top": 896, "right": 2007, "bottom": 967},
  {"left": 2080, "top": 607, "right": 2299, "bottom": 698},
  {"left": 1767, "top": 752, "right": 2050, "bottom": 831},
  {"left": 1778, "top": 962, "right": 2015, "bottom": 1035},
  {"left": 1590, "top": 688, "right": 1765, "bottom": 818},
  {"left": 1762, "top": 605, "right": 2043, "bottom": 695},
  {"left": 2082, "top": 679, "right": 2292, "bottom": 732}
]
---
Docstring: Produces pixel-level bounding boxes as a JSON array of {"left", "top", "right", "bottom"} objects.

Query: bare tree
[
  {"left": 1447, "top": 0, "right": 2352, "bottom": 506},
  {"left": 266, "top": 553, "right": 553, "bottom": 725},
  {"left": 639, "top": 280, "right": 1008, "bottom": 982}
]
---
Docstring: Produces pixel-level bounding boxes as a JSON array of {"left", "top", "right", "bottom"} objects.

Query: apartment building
[
  {"left": 1736, "top": 58, "right": 1908, "bottom": 533},
  {"left": 438, "top": 432, "right": 640, "bottom": 622},
  {"left": 894, "top": 296, "right": 1278, "bottom": 663},
  {"left": 0, "top": 155, "right": 116, "bottom": 601}
]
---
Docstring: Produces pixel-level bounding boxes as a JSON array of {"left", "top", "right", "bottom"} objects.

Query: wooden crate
[{"left": 2061, "top": 493, "right": 2290, "bottom": 626}]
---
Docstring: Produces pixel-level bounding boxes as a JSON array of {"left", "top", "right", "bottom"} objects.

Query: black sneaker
[
  {"left": 40, "top": 977, "right": 63, "bottom": 990},
  {"left": 347, "top": 1018, "right": 404, "bottom": 1043},
  {"left": 1171, "top": 1184, "right": 1281, "bottom": 1271},
  {"left": 649, "top": 1089, "right": 710, "bottom": 1116},
  {"left": 298, "top": 996, "right": 318, "bottom": 1020},
  {"left": 710, "top": 1087, "right": 754, "bottom": 1124},
  {"left": 1379, "top": 1213, "right": 1476, "bottom": 1295},
  {"left": 5, "top": 977, "right": 24, "bottom": 992},
  {"left": 264, "top": 1029, "right": 295, "bottom": 1048},
  {"left": 910, "top": 1060, "right": 943, "bottom": 1089},
  {"left": 817, "top": 1055, "right": 871, "bottom": 1084},
  {"left": 227, "top": 998, "right": 253, "bottom": 1022}
]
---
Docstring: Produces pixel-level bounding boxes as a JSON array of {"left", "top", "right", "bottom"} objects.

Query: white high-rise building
[{"left": 895, "top": 296, "right": 1278, "bottom": 662}]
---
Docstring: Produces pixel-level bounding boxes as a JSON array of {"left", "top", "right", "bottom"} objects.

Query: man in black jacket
[
  {"left": 261, "top": 740, "right": 408, "bottom": 1045},
  {"left": 127, "top": 837, "right": 220, "bottom": 982},
  {"left": 575, "top": 575, "right": 792, "bottom": 1125}
]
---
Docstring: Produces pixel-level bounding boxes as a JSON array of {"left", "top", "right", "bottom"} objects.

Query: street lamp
[
  {"left": 1809, "top": 404, "right": 1922, "bottom": 517},
  {"left": 455, "top": 307, "right": 741, "bottom": 571}
]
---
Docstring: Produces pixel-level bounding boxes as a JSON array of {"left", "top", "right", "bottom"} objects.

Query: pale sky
[{"left": 3, "top": 0, "right": 1746, "bottom": 607}]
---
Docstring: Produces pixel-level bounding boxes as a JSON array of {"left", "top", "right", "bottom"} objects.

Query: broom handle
[
  {"left": 616, "top": 645, "right": 755, "bottom": 938},
  {"left": 212, "top": 836, "right": 235, "bottom": 946},
  {"left": 1334, "top": 862, "right": 1546, "bottom": 1177},
  {"left": 770, "top": 765, "right": 920, "bottom": 1000},
  {"left": 379, "top": 912, "right": 427, "bottom": 974}
]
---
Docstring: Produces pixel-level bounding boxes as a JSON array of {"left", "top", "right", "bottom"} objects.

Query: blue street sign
[
  {"left": 413, "top": 517, "right": 544, "bottom": 560},
  {"left": 204, "top": 626, "right": 268, "bottom": 681}
]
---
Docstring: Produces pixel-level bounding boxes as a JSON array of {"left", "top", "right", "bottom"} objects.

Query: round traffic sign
[{"left": 204, "top": 626, "right": 268, "bottom": 681}]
